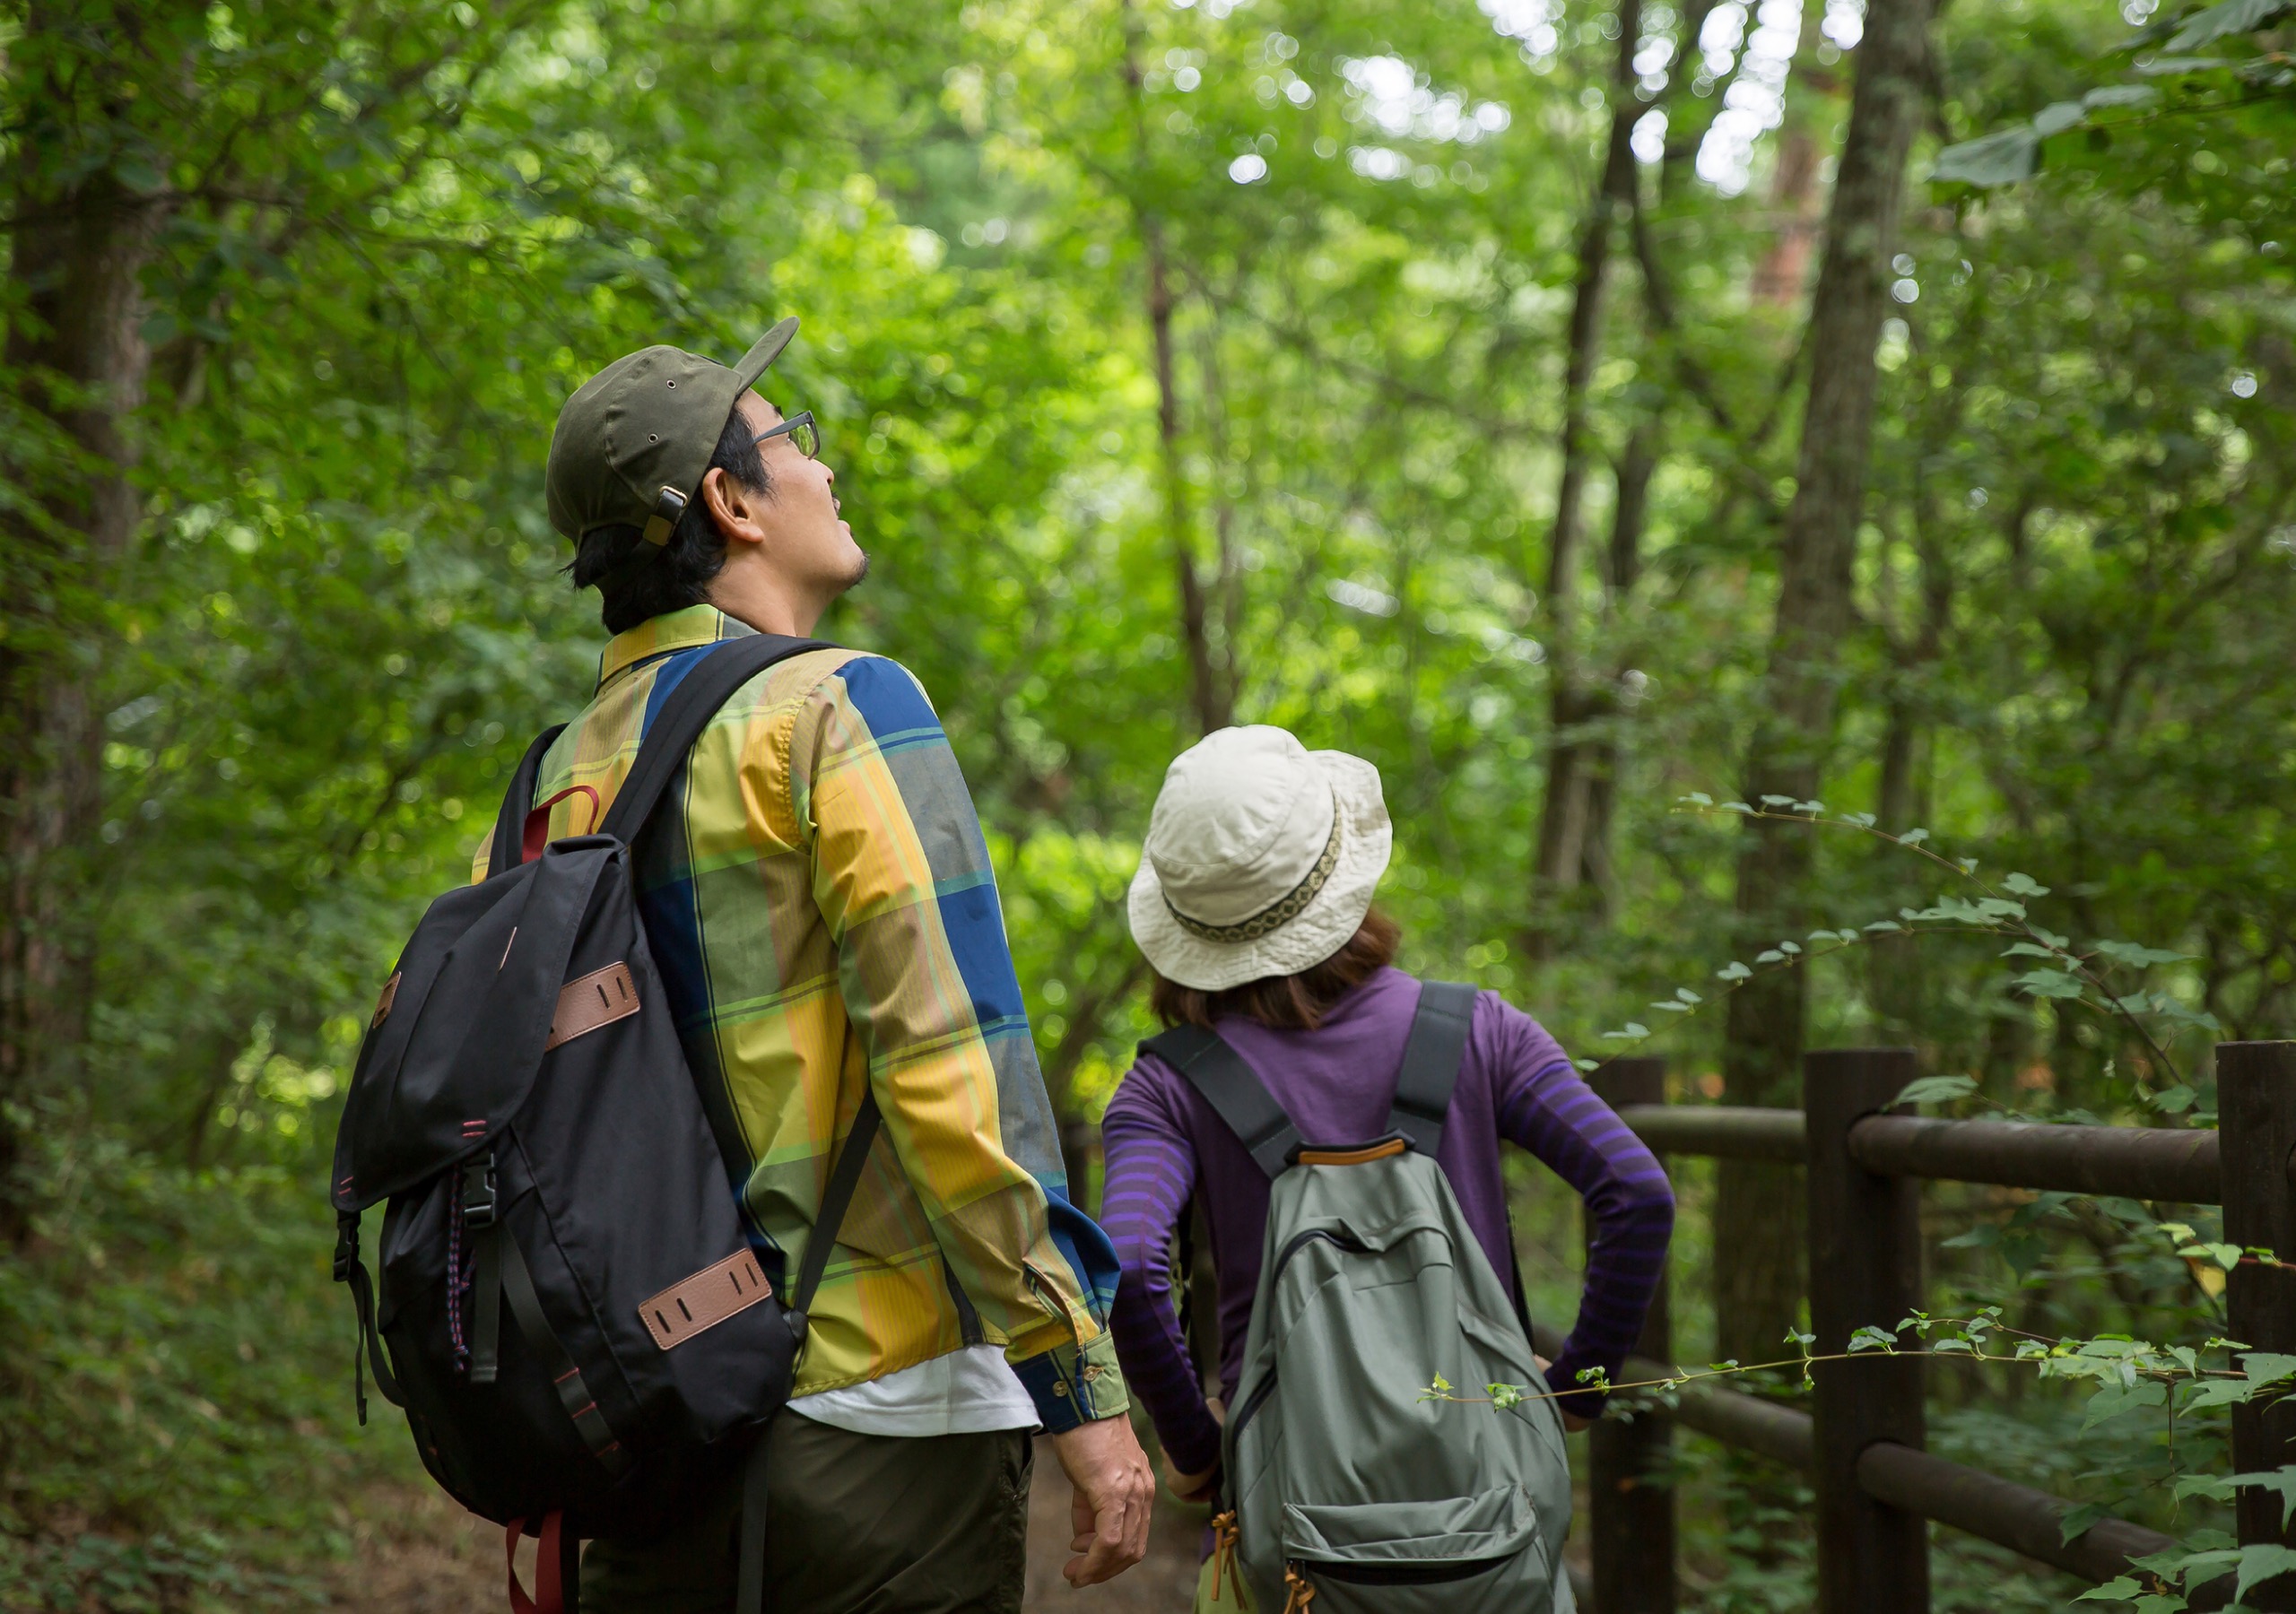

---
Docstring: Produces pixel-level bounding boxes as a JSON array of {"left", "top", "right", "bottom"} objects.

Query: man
[{"left": 484, "top": 320, "right": 1154, "bottom": 1611}]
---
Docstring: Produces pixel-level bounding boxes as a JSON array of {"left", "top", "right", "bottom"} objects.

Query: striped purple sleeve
[
  {"left": 1100, "top": 1061, "right": 1224, "bottom": 1475},
  {"left": 1491, "top": 1005, "right": 1675, "bottom": 1407}
]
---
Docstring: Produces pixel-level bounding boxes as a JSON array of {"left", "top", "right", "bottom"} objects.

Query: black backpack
[{"left": 330, "top": 633, "right": 865, "bottom": 1614}]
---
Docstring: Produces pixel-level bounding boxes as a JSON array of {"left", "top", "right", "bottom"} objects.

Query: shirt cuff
[{"left": 1011, "top": 1332, "right": 1132, "bottom": 1434}]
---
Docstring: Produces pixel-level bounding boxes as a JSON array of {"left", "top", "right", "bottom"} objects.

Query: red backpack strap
[
  {"left": 504, "top": 1512, "right": 579, "bottom": 1614},
  {"left": 522, "top": 785, "right": 601, "bottom": 863}
]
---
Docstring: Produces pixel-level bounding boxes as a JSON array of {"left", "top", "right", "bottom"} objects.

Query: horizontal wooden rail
[
  {"left": 1616, "top": 1103, "right": 2224, "bottom": 1203},
  {"left": 1532, "top": 1322, "right": 2182, "bottom": 1592},
  {"left": 1848, "top": 1115, "right": 2221, "bottom": 1203},
  {"left": 1854, "top": 1441, "right": 2179, "bottom": 1587},
  {"left": 1613, "top": 1105, "right": 1807, "bottom": 1161}
]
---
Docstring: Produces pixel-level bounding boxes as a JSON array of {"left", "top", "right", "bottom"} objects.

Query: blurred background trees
[{"left": 1, "top": 0, "right": 2291, "bottom": 1605}]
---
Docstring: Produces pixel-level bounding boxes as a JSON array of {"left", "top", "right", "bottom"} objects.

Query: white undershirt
[{"left": 787, "top": 1343, "right": 1040, "bottom": 1437}]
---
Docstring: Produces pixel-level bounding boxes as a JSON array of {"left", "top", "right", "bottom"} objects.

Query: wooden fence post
[
  {"left": 2220, "top": 1041, "right": 2296, "bottom": 1612},
  {"left": 1587, "top": 1056, "right": 1676, "bottom": 1614},
  {"left": 1805, "top": 1048, "right": 1927, "bottom": 1614}
]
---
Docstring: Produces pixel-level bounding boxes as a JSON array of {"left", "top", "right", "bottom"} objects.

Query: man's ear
[{"left": 700, "top": 466, "right": 769, "bottom": 548}]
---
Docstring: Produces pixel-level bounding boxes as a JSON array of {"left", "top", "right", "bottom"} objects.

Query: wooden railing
[{"left": 1549, "top": 1042, "right": 2296, "bottom": 1614}]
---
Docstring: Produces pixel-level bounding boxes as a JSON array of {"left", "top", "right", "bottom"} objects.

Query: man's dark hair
[{"left": 571, "top": 406, "right": 770, "bottom": 633}]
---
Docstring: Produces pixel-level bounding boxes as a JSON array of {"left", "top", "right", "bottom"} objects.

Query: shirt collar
[{"left": 597, "top": 603, "right": 758, "bottom": 690}]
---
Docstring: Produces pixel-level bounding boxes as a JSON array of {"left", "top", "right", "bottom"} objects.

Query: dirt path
[{"left": 333, "top": 1439, "right": 1202, "bottom": 1613}]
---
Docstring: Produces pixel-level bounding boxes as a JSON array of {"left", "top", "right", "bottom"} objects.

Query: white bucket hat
[{"left": 1127, "top": 725, "right": 1393, "bottom": 992}]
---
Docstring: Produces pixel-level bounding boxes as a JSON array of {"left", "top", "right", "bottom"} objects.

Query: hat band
[{"left": 1161, "top": 798, "right": 1344, "bottom": 946}]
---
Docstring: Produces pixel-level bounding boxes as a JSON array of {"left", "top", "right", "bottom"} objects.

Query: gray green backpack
[{"left": 1146, "top": 981, "right": 1574, "bottom": 1614}]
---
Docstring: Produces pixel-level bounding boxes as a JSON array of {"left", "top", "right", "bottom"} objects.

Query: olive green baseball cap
[{"left": 545, "top": 317, "right": 799, "bottom": 546}]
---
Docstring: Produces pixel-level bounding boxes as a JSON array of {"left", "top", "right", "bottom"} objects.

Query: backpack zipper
[{"left": 1300, "top": 1551, "right": 1519, "bottom": 1586}]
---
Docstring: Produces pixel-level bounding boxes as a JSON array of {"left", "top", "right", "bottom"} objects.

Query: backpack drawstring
[
  {"left": 1207, "top": 1511, "right": 1242, "bottom": 1604},
  {"left": 446, "top": 1164, "right": 473, "bottom": 1374},
  {"left": 1281, "top": 1565, "right": 1316, "bottom": 1614}
]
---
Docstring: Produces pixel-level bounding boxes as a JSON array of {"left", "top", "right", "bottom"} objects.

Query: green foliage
[
  {"left": 3, "top": 0, "right": 2293, "bottom": 1598},
  {"left": 0, "top": 1115, "right": 410, "bottom": 1610}
]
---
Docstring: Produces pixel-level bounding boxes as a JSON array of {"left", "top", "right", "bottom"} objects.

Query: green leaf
[
  {"left": 1760, "top": 794, "right": 1796, "bottom": 807},
  {"left": 2092, "top": 940, "right": 2190, "bottom": 968},
  {"left": 1778, "top": 941, "right": 1802, "bottom": 955},
  {"left": 1716, "top": 961, "right": 1752, "bottom": 981},
  {"left": 2075, "top": 1577, "right": 2142, "bottom": 1603},
  {"left": 2231, "top": 1466, "right": 2296, "bottom": 1529},
  {"left": 2244, "top": 1352, "right": 2296, "bottom": 1388},
  {"left": 1756, "top": 950, "right": 1786, "bottom": 964},
  {"left": 2014, "top": 968, "right": 2088, "bottom": 1001},
  {"left": 1674, "top": 987, "right": 1701, "bottom": 1004},
  {"left": 1931, "top": 126, "right": 2039, "bottom": 187},
  {"left": 2032, "top": 100, "right": 2089, "bottom": 137},
  {"left": 1847, "top": 1326, "right": 1900, "bottom": 1352},
  {"left": 2058, "top": 1502, "right": 2108, "bottom": 1545},
  {"left": 1864, "top": 920, "right": 1903, "bottom": 933},
  {"left": 1681, "top": 792, "right": 1714, "bottom": 806},
  {"left": 2182, "top": 1376, "right": 2264, "bottom": 1410},
  {"left": 2135, "top": 52, "right": 2238, "bottom": 72},
  {"left": 2083, "top": 82, "right": 2161, "bottom": 109},
  {"left": 1899, "top": 828, "right": 1931, "bottom": 846},
  {"left": 1790, "top": 799, "right": 1825, "bottom": 813},
  {"left": 1650, "top": 1000, "right": 1693, "bottom": 1013},
  {"left": 1601, "top": 1023, "right": 1650, "bottom": 1040},
  {"left": 2082, "top": 1379, "right": 2167, "bottom": 1428},
  {"left": 2235, "top": 1542, "right": 2296, "bottom": 1601},
  {"left": 1895, "top": 1074, "right": 1979, "bottom": 1107},
  {"left": 1840, "top": 811, "right": 1876, "bottom": 828},
  {"left": 1719, "top": 801, "right": 1753, "bottom": 814},
  {"left": 2001, "top": 941, "right": 2059, "bottom": 959},
  {"left": 2168, "top": 0, "right": 2294, "bottom": 51},
  {"left": 2001, "top": 872, "right": 2050, "bottom": 897}
]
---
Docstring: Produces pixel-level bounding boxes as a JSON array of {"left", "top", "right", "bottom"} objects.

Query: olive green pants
[{"left": 582, "top": 1417, "right": 1033, "bottom": 1614}]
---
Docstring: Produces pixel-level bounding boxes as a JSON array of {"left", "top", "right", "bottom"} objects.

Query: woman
[{"left": 1100, "top": 726, "right": 1675, "bottom": 1541}]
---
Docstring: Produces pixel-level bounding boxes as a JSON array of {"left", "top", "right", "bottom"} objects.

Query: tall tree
[
  {"left": 0, "top": 3, "right": 184, "bottom": 1235},
  {"left": 1531, "top": 0, "right": 1644, "bottom": 930},
  {"left": 1712, "top": 0, "right": 1940, "bottom": 1364}
]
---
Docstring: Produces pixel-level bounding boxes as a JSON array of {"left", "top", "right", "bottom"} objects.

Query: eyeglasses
[{"left": 752, "top": 411, "right": 820, "bottom": 459}]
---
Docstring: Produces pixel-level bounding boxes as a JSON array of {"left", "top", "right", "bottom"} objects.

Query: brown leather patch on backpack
[
  {"left": 371, "top": 972, "right": 401, "bottom": 1028},
  {"left": 544, "top": 961, "right": 639, "bottom": 1052},
  {"left": 639, "top": 1249, "right": 775, "bottom": 1350}
]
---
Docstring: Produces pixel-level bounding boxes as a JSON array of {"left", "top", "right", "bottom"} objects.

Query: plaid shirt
[{"left": 473, "top": 604, "right": 1126, "bottom": 1428}]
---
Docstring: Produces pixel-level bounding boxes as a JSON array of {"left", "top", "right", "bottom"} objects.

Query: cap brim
[{"left": 733, "top": 317, "right": 800, "bottom": 393}]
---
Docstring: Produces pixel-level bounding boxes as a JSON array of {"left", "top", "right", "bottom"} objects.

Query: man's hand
[{"left": 1048, "top": 1413, "right": 1156, "bottom": 1587}]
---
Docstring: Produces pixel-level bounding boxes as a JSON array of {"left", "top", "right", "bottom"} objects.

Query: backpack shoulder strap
[
  {"left": 596, "top": 632, "right": 838, "bottom": 843},
  {"left": 1387, "top": 980, "right": 1477, "bottom": 1157},
  {"left": 487, "top": 723, "right": 567, "bottom": 878},
  {"left": 1143, "top": 1025, "right": 1300, "bottom": 1179}
]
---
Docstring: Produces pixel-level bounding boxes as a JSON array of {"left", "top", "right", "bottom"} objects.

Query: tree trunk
[
  {"left": 0, "top": 74, "right": 166, "bottom": 1235},
  {"left": 1578, "top": 421, "right": 1659, "bottom": 907},
  {"left": 1713, "top": 0, "right": 1936, "bottom": 1366},
  {"left": 1532, "top": 0, "right": 1642, "bottom": 935},
  {"left": 1748, "top": 2, "right": 1839, "bottom": 308},
  {"left": 1144, "top": 225, "right": 1231, "bottom": 736}
]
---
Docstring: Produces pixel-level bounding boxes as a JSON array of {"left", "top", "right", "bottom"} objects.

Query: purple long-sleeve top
[{"left": 1100, "top": 967, "right": 1674, "bottom": 1478}]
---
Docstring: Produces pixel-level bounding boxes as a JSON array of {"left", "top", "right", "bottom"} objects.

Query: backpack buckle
[
  {"left": 333, "top": 1213, "right": 358, "bottom": 1282},
  {"left": 460, "top": 1154, "right": 499, "bottom": 1228}
]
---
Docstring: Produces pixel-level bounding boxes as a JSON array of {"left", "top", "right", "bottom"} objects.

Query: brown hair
[{"left": 1149, "top": 908, "right": 1401, "bottom": 1033}]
